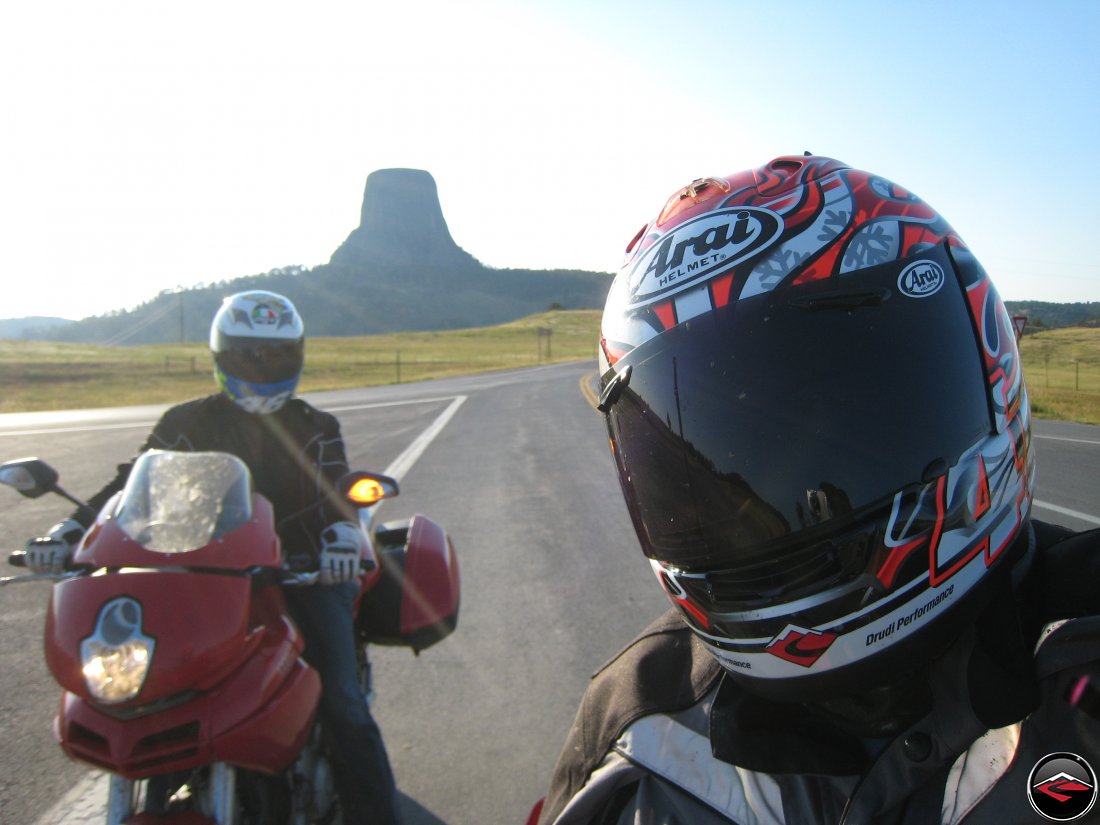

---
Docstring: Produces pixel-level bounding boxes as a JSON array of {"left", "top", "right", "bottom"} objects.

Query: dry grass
[
  {"left": 4, "top": 314, "right": 1098, "bottom": 425},
  {"left": 1019, "top": 327, "right": 1100, "bottom": 425},
  {"left": 0, "top": 311, "right": 602, "bottom": 413}
]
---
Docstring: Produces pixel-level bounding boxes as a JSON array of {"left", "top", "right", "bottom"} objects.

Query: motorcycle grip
[{"left": 8, "top": 550, "right": 26, "bottom": 567}]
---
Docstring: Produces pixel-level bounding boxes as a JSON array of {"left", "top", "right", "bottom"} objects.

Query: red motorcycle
[{"left": 0, "top": 449, "right": 460, "bottom": 824}]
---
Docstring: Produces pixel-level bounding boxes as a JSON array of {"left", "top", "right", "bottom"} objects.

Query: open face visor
[{"left": 602, "top": 242, "right": 995, "bottom": 581}]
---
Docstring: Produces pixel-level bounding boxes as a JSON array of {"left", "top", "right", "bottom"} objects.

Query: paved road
[{"left": 0, "top": 361, "right": 1096, "bottom": 824}]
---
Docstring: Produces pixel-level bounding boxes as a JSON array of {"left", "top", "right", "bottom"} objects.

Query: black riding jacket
[
  {"left": 76, "top": 393, "right": 353, "bottom": 563},
  {"left": 539, "top": 521, "right": 1100, "bottom": 824}
]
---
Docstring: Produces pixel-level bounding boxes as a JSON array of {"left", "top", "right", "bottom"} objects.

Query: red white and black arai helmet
[{"left": 598, "top": 155, "right": 1034, "bottom": 700}]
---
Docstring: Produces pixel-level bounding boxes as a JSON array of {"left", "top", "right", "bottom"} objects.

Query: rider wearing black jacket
[
  {"left": 538, "top": 156, "right": 1100, "bottom": 824},
  {"left": 28, "top": 290, "right": 400, "bottom": 824},
  {"left": 81, "top": 392, "right": 352, "bottom": 568}
]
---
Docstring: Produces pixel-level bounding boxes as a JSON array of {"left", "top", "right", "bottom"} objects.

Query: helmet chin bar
[
  {"left": 215, "top": 367, "right": 299, "bottom": 414},
  {"left": 229, "top": 389, "right": 294, "bottom": 415},
  {"left": 706, "top": 526, "right": 1031, "bottom": 710}
]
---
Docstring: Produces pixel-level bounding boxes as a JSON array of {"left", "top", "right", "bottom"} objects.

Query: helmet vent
[
  {"left": 770, "top": 159, "right": 803, "bottom": 172},
  {"left": 657, "top": 177, "right": 732, "bottom": 226},
  {"left": 691, "top": 536, "right": 870, "bottom": 609},
  {"left": 625, "top": 224, "right": 647, "bottom": 255}
]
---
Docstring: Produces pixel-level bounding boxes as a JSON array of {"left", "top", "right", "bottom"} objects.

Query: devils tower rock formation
[{"left": 329, "top": 169, "right": 479, "bottom": 273}]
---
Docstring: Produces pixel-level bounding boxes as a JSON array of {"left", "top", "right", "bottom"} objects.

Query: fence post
[
  {"left": 537, "top": 328, "right": 552, "bottom": 362},
  {"left": 396, "top": 350, "right": 401, "bottom": 384}
]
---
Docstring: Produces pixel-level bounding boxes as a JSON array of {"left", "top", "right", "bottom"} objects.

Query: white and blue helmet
[{"left": 210, "top": 291, "right": 305, "bottom": 414}]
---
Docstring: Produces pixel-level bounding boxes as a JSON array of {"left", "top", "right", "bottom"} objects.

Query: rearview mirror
[
  {"left": 340, "top": 471, "right": 399, "bottom": 506},
  {"left": 0, "top": 458, "right": 60, "bottom": 499}
]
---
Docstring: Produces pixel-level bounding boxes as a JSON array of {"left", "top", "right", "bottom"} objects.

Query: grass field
[
  {"left": 0, "top": 311, "right": 603, "bottom": 413},
  {"left": 1019, "top": 326, "right": 1100, "bottom": 425},
  {"left": 2, "top": 312, "right": 1098, "bottom": 425}
]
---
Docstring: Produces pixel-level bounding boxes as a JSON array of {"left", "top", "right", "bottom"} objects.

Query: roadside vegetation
[
  {"left": 1019, "top": 326, "right": 1100, "bottom": 425},
  {"left": 0, "top": 311, "right": 602, "bottom": 413},
  {"left": 2, "top": 312, "right": 1098, "bottom": 425}
]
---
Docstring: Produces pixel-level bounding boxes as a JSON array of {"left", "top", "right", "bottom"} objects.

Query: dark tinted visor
[
  {"left": 605, "top": 243, "right": 992, "bottom": 569},
  {"left": 212, "top": 334, "right": 304, "bottom": 384}
]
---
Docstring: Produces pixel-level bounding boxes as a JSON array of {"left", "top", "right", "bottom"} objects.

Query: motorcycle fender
[{"left": 358, "top": 514, "right": 460, "bottom": 652}]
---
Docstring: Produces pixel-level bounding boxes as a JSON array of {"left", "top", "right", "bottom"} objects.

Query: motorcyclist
[
  {"left": 537, "top": 156, "right": 1100, "bottom": 823},
  {"left": 27, "top": 289, "right": 400, "bottom": 824}
]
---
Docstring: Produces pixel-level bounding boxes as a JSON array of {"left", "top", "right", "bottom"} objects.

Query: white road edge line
[
  {"left": 1033, "top": 499, "right": 1100, "bottom": 526},
  {"left": 32, "top": 395, "right": 468, "bottom": 825},
  {"left": 0, "top": 396, "right": 456, "bottom": 438},
  {"left": 1035, "top": 434, "right": 1100, "bottom": 446},
  {"left": 0, "top": 421, "right": 159, "bottom": 437}
]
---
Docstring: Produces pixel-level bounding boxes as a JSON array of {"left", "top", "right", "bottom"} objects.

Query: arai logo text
[
  {"left": 629, "top": 208, "right": 783, "bottom": 306},
  {"left": 897, "top": 260, "right": 945, "bottom": 298}
]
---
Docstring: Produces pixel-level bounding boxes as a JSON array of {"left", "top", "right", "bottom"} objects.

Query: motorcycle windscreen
[
  {"left": 116, "top": 450, "right": 254, "bottom": 553},
  {"left": 605, "top": 243, "right": 994, "bottom": 570}
]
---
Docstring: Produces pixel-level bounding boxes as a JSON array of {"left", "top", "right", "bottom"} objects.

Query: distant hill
[
  {"left": 1004, "top": 301, "right": 1100, "bottom": 332},
  {"left": 0, "top": 316, "right": 72, "bottom": 339},
  {"left": 17, "top": 169, "right": 613, "bottom": 345}
]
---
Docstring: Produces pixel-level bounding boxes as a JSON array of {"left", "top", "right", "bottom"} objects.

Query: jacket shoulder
[
  {"left": 588, "top": 609, "right": 721, "bottom": 724},
  {"left": 540, "top": 609, "right": 722, "bottom": 823},
  {"left": 149, "top": 395, "right": 224, "bottom": 443},
  {"left": 279, "top": 398, "right": 341, "bottom": 433}
]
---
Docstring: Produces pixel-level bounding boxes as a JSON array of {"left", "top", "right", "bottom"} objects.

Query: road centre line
[{"left": 579, "top": 370, "right": 600, "bottom": 411}]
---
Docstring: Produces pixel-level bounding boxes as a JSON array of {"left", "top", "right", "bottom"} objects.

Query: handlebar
[
  {"left": 2, "top": 549, "right": 86, "bottom": 587},
  {"left": 278, "top": 557, "right": 375, "bottom": 588},
  {"left": 279, "top": 570, "right": 321, "bottom": 587},
  {"left": 4, "top": 550, "right": 368, "bottom": 588}
]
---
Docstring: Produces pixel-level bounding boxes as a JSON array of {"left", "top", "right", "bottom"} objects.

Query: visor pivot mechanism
[{"left": 597, "top": 365, "right": 633, "bottom": 413}]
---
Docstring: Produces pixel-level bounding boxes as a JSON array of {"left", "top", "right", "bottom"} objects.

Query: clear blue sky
[{"left": 2, "top": 0, "right": 1097, "bottom": 320}]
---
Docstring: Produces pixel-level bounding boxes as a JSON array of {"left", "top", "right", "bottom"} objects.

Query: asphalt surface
[{"left": 0, "top": 361, "right": 1096, "bottom": 824}]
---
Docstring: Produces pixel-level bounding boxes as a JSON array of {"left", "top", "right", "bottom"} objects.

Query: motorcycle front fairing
[
  {"left": 44, "top": 450, "right": 320, "bottom": 778},
  {"left": 72, "top": 450, "right": 281, "bottom": 571}
]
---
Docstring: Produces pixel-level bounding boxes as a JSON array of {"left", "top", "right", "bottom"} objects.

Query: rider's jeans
[{"left": 284, "top": 581, "right": 400, "bottom": 825}]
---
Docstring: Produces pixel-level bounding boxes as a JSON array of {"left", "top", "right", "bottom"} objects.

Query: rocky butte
[{"left": 330, "top": 168, "right": 477, "bottom": 272}]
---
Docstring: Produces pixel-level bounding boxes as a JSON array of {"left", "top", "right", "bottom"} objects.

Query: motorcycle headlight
[{"left": 80, "top": 597, "right": 155, "bottom": 704}]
